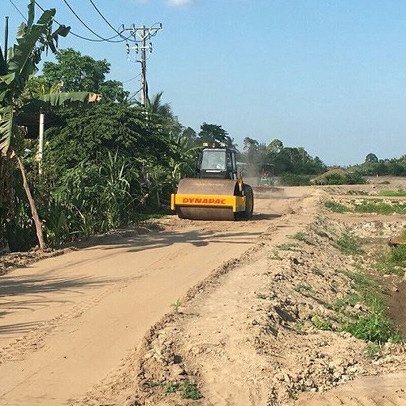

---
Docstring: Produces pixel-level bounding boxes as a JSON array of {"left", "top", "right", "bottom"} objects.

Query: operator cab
[{"left": 196, "top": 144, "right": 238, "bottom": 180}]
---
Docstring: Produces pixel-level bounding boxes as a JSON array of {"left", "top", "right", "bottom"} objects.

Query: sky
[{"left": 1, "top": 0, "right": 406, "bottom": 166}]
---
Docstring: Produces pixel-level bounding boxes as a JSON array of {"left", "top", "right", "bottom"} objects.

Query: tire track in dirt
[{"left": 0, "top": 279, "right": 130, "bottom": 366}]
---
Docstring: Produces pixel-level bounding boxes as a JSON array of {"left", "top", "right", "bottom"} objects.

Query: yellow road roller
[{"left": 171, "top": 145, "right": 254, "bottom": 220}]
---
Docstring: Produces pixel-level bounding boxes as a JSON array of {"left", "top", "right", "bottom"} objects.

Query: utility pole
[
  {"left": 124, "top": 23, "right": 163, "bottom": 107},
  {"left": 4, "top": 16, "right": 9, "bottom": 63}
]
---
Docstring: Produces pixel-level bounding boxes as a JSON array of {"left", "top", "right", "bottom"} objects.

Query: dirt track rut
[{"left": 0, "top": 188, "right": 295, "bottom": 405}]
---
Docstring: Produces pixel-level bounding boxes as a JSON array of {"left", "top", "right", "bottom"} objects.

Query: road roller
[{"left": 171, "top": 144, "right": 254, "bottom": 220}]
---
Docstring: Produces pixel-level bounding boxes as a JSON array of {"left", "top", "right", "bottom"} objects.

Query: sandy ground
[
  {"left": 0, "top": 187, "right": 301, "bottom": 405},
  {"left": 1, "top": 182, "right": 406, "bottom": 405}
]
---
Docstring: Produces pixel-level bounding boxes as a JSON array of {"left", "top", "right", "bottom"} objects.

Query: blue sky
[{"left": 1, "top": 0, "right": 406, "bottom": 165}]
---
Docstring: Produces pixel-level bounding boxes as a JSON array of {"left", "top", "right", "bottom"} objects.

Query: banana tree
[{"left": 0, "top": 0, "right": 70, "bottom": 250}]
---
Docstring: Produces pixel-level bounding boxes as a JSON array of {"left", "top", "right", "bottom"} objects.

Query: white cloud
[{"left": 166, "top": 0, "right": 193, "bottom": 6}]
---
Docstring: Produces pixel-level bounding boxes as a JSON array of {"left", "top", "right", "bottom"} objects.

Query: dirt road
[{"left": 0, "top": 187, "right": 300, "bottom": 405}]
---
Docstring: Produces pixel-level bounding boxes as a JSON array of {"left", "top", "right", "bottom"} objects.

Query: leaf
[
  {"left": 27, "top": 0, "right": 35, "bottom": 29},
  {"left": 52, "top": 25, "right": 71, "bottom": 38},
  {"left": 0, "top": 106, "right": 14, "bottom": 155},
  {"left": 8, "top": 9, "right": 56, "bottom": 77},
  {"left": 41, "top": 91, "right": 94, "bottom": 106}
]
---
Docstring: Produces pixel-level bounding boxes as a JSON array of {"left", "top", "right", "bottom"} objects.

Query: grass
[
  {"left": 336, "top": 231, "right": 363, "bottom": 255},
  {"left": 354, "top": 201, "right": 406, "bottom": 215},
  {"left": 343, "top": 312, "right": 402, "bottom": 343},
  {"left": 311, "top": 314, "right": 333, "bottom": 331},
  {"left": 256, "top": 293, "right": 267, "bottom": 300},
  {"left": 277, "top": 243, "right": 299, "bottom": 251},
  {"left": 377, "top": 245, "right": 406, "bottom": 276},
  {"left": 290, "top": 232, "right": 308, "bottom": 241},
  {"left": 334, "top": 269, "right": 402, "bottom": 344},
  {"left": 324, "top": 200, "right": 351, "bottom": 213},
  {"left": 171, "top": 298, "right": 182, "bottom": 314},
  {"left": 366, "top": 342, "right": 380, "bottom": 359},
  {"left": 294, "top": 283, "right": 313, "bottom": 293},
  {"left": 378, "top": 189, "right": 406, "bottom": 197},
  {"left": 162, "top": 380, "right": 202, "bottom": 400},
  {"left": 312, "top": 266, "right": 324, "bottom": 277},
  {"left": 331, "top": 293, "right": 360, "bottom": 311}
]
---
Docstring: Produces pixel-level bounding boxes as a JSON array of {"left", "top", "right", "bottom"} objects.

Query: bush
[{"left": 279, "top": 173, "right": 311, "bottom": 186}]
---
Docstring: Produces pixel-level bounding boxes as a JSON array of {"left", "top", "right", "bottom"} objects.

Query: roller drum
[{"left": 176, "top": 178, "right": 240, "bottom": 221}]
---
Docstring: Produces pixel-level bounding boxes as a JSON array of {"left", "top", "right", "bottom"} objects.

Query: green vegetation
[
  {"left": 311, "top": 314, "right": 333, "bottom": 331},
  {"left": 256, "top": 293, "right": 267, "bottom": 300},
  {"left": 294, "top": 283, "right": 313, "bottom": 293},
  {"left": 291, "top": 232, "right": 308, "bottom": 241},
  {"left": 366, "top": 342, "right": 380, "bottom": 359},
  {"left": 335, "top": 269, "right": 401, "bottom": 344},
  {"left": 317, "top": 171, "right": 366, "bottom": 185},
  {"left": 171, "top": 299, "right": 182, "bottom": 314},
  {"left": 377, "top": 245, "right": 406, "bottom": 276},
  {"left": 324, "top": 201, "right": 350, "bottom": 213},
  {"left": 378, "top": 189, "right": 406, "bottom": 197},
  {"left": 277, "top": 243, "right": 299, "bottom": 251},
  {"left": 336, "top": 231, "right": 363, "bottom": 255},
  {"left": 311, "top": 267, "right": 324, "bottom": 277},
  {"left": 354, "top": 201, "right": 406, "bottom": 215},
  {"left": 162, "top": 380, "right": 202, "bottom": 400},
  {"left": 352, "top": 153, "right": 406, "bottom": 177},
  {"left": 279, "top": 173, "right": 311, "bottom": 186}
]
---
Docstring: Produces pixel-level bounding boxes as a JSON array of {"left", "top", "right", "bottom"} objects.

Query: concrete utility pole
[
  {"left": 4, "top": 16, "right": 9, "bottom": 63},
  {"left": 124, "top": 24, "right": 163, "bottom": 107}
]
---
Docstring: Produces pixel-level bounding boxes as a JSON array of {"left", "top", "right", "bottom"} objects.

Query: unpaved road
[{"left": 0, "top": 187, "right": 301, "bottom": 405}]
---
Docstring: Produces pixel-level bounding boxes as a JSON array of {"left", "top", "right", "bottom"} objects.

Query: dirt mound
[
  {"left": 121, "top": 200, "right": 406, "bottom": 405},
  {"left": 311, "top": 168, "right": 347, "bottom": 185}
]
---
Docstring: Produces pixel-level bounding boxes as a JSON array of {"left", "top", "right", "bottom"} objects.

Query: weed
[
  {"left": 343, "top": 312, "right": 402, "bottom": 344},
  {"left": 377, "top": 245, "right": 406, "bottom": 276},
  {"left": 311, "top": 314, "right": 333, "bottom": 331},
  {"left": 354, "top": 201, "right": 406, "bottom": 215},
  {"left": 291, "top": 232, "right": 308, "bottom": 241},
  {"left": 181, "top": 380, "right": 203, "bottom": 400},
  {"left": 277, "top": 243, "right": 299, "bottom": 251},
  {"left": 256, "top": 293, "right": 267, "bottom": 300},
  {"left": 294, "top": 283, "right": 313, "bottom": 293},
  {"left": 292, "top": 320, "right": 305, "bottom": 332},
  {"left": 347, "top": 190, "right": 369, "bottom": 196},
  {"left": 337, "top": 231, "right": 363, "bottom": 255},
  {"left": 163, "top": 382, "right": 181, "bottom": 394},
  {"left": 324, "top": 201, "right": 351, "bottom": 213},
  {"left": 269, "top": 250, "right": 282, "bottom": 260},
  {"left": 331, "top": 293, "right": 360, "bottom": 311},
  {"left": 330, "top": 280, "right": 338, "bottom": 293},
  {"left": 312, "top": 267, "right": 324, "bottom": 277},
  {"left": 378, "top": 189, "right": 406, "bottom": 197},
  {"left": 171, "top": 298, "right": 182, "bottom": 314},
  {"left": 366, "top": 342, "right": 380, "bottom": 359}
]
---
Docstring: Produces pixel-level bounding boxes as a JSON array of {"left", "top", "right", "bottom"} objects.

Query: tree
[
  {"left": 198, "top": 123, "right": 234, "bottom": 147},
  {"left": 365, "top": 153, "right": 378, "bottom": 163},
  {"left": 0, "top": 0, "right": 70, "bottom": 250},
  {"left": 42, "top": 48, "right": 128, "bottom": 102}
]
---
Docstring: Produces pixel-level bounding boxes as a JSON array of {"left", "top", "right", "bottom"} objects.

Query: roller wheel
[{"left": 240, "top": 184, "right": 254, "bottom": 219}]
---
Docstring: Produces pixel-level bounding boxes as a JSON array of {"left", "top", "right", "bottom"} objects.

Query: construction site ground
[{"left": 0, "top": 179, "right": 405, "bottom": 405}]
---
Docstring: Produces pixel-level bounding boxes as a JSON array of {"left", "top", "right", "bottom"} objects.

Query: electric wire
[
  {"left": 34, "top": 0, "right": 109, "bottom": 42},
  {"left": 9, "top": 0, "right": 28, "bottom": 22},
  {"left": 88, "top": 0, "right": 135, "bottom": 42},
  {"left": 61, "top": 0, "right": 129, "bottom": 43}
]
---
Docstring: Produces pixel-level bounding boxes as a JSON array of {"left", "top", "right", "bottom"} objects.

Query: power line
[
  {"left": 88, "top": 0, "right": 134, "bottom": 42},
  {"left": 34, "top": 0, "right": 123, "bottom": 43},
  {"left": 62, "top": 0, "right": 128, "bottom": 43},
  {"left": 9, "top": 0, "right": 27, "bottom": 22}
]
